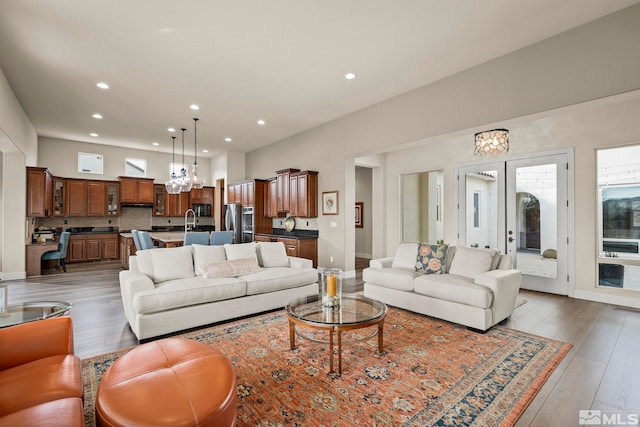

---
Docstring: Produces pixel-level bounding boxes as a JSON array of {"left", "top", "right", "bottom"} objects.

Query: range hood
[{"left": 121, "top": 202, "right": 153, "bottom": 207}]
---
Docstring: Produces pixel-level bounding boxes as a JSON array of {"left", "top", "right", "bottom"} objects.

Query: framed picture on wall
[
  {"left": 355, "top": 202, "right": 363, "bottom": 228},
  {"left": 322, "top": 191, "right": 338, "bottom": 215}
]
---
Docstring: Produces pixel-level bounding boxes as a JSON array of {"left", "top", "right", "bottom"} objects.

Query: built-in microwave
[{"left": 192, "top": 203, "right": 212, "bottom": 217}]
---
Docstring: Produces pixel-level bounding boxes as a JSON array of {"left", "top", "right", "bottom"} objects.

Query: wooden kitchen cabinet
[
  {"left": 120, "top": 234, "right": 136, "bottom": 269},
  {"left": 166, "top": 191, "right": 190, "bottom": 217},
  {"left": 87, "top": 181, "right": 107, "bottom": 216},
  {"left": 66, "top": 233, "right": 119, "bottom": 263},
  {"left": 228, "top": 183, "right": 242, "bottom": 204},
  {"left": 253, "top": 234, "right": 317, "bottom": 267},
  {"left": 266, "top": 177, "right": 279, "bottom": 218},
  {"left": 66, "top": 235, "right": 87, "bottom": 263},
  {"left": 289, "top": 171, "right": 318, "bottom": 218},
  {"left": 154, "top": 185, "right": 190, "bottom": 217},
  {"left": 190, "top": 186, "right": 214, "bottom": 204},
  {"left": 65, "top": 180, "right": 87, "bottom": 216},
  {"left": 119, "top": 177, "right": 154, "bottom": 204},
  {"left": 276, "top": 168, "right": 299, "bottom": 213},
  {"left": 52, "top": 179, "right": 65, "bottom": 216},
  {"left": 26, "top": 167, "right": 53, "bottom": 217}
]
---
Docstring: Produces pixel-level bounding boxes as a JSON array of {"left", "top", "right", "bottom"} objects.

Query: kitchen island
[{"left": 119, "top": 231, "right": 186, "bottom": 269}]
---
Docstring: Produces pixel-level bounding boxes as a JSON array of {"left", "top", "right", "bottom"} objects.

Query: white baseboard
[
  {"left": 574, "top": 289, "right": 640, "bottom": 309},
  {"left": 0, "top": 271, "right": 27, "bottom": 280},
  {"left": 343, "top": 270, "right": 356, "bottom": 279}
]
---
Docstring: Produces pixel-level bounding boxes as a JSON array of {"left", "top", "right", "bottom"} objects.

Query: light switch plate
[{"left": 330, "top": 222, "right": 337, "bottom": 228}]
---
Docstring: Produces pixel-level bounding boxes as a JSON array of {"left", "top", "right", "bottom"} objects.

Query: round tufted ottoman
[{"left": 95, "top": 337, "right": 236, "bottom": 426}]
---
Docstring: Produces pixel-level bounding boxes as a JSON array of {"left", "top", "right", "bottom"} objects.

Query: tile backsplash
[
  {"left": 272, "top": 217, "right": 318, "bottom": 231},
  {"left": 36, "top": 207, "right": 215, "bottom": 232}
]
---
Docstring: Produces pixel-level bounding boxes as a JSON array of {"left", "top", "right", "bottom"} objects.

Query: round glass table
[
  {"left": 286, "top": 294, "right": 387, "bottom": 375},
  {"left": 0, "top": 301, "right": 72, "bottom": 328}
]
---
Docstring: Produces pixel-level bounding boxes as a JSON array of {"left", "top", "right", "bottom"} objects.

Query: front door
[{"left": 457, "top": 152, "right": 571, "bottom": 295}]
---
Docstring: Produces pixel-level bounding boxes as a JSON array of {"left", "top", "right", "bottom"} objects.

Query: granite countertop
[
  {"left": 256, "top": 229, "right": 318, "bottom": 240},
  {"left": 66, "top": 226, "right": 119, "bottom": 234}
]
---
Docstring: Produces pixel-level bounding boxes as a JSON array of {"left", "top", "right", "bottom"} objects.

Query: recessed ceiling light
[
  {"left": 96, "top": 82, "right": 109, "bottom": 89},
  {"left": 257, "top": 119, "right": 266, "bottom": 126},
  {"left": 152, "top": 142, "right": 160, "bottom": 146},
  {"left": 90, "top": 133, "right": 98, "bottom": 137},
  {"left": 167, "top": 127, "right": 176, "bottom": 132},
  {"left": 92, "top": 113, "right": 103, "bottom": 119},
  {"left": 203, "top": 149, "right": 209, "bottom": 153},
  {"left": 225, "top": 137, "right": 232, "bottom": 142},
  {"left": 190, "top": 104, "right": 200, "bottom": 110},
  {"left": 345, "top": 73, "right": 356, "bottom": 80}
]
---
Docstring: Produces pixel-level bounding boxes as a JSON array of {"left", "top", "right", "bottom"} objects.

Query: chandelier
[
  {"left": 474, "top": 129, "right": 509, "bottom": 157},
  {"left": 164, "top": 136, "right": 182, "bottom": 194},
  {"left": 190, "top": 117, "right": 205, "bottom": 189}
]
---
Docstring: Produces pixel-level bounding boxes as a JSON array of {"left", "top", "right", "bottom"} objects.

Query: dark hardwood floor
[{"left": 4, "top": 261, "right": 640, "bottom": 426}]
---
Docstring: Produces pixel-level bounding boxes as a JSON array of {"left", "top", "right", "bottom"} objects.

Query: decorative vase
[{"left": 321, "top": 268, "right": 342, "bottom": 307}]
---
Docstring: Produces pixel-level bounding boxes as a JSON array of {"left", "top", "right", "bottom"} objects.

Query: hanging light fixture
[
  {"left": 179, "top": 127, "right": 193, "bottom": 192},
  {"left": 165, "top": 136, "right": 182, "bottom": 194},
  {"left": 474, "top": 128, "right": 509, "bottom": 157},
  {"left": 190, "top": 117, "right": 205, "bottom": 189}
]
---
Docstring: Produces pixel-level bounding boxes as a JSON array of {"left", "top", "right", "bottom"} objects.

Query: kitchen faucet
[{"left": 184, "top": 209, "right": 196, "bottom": 234}]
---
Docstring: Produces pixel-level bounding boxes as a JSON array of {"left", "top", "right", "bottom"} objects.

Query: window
[
  {"left": 597, "top": 144, "right": 640, "bottom": 290},
  {"left": 78, "top": 152, "right": 103, "bottom": 174},
  {"left": 170, "top": 162, "right": 186, "bottom": 176},
  {"left": 125, "top": 158, "right": 146, "bottom": 177},
  {"left": 473, "top": 191, "right": 480, "bottom": 228}
]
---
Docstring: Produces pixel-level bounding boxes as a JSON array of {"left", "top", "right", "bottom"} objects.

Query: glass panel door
[
  {"left": 457, "top": 161, "right": 505, "bottom": 253},
  {"left": 507, "top": 155, "right": 568, "bottom": 294},
  {"left": 458, "top": 153, "right": 570, "bottom": 295}
]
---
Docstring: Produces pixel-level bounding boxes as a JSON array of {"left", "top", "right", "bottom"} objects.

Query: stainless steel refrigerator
[{"left": 224, "top": 203, "right": 243, "bottom": 244}]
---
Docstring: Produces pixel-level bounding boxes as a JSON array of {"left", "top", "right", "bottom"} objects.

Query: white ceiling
[{"left": 1, "top": 0, "right": 638, "bottom": 158}]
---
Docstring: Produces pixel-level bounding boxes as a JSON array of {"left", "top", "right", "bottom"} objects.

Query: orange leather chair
[{"left": 0, "top": 317, "right": 83, "bottom": 427}]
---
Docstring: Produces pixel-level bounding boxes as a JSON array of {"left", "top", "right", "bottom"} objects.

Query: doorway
[{"left": 457, "top": 152, "right": 572, "bottom": 295}]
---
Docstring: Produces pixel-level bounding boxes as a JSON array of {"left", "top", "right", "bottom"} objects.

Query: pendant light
[
  {"left": 165, "top": 136, "right": 182, "bottom": 194},
  {"left": 190, "top": 117, "right": 205, "bottom": 189},
  {"left": 179, "top": 127, "right": 193, "bottom": 192}
]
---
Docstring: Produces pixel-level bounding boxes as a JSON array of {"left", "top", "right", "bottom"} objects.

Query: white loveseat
[
  {"left": 363, "top": 244, "right": 521, "bottom": 331},
  {"left": 119, "top": 241, "right": 318, "bottom": 340}
]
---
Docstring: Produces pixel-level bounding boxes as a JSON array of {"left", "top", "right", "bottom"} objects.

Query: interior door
[
  {"left": 506, "top": 155, "right": 568, "bottom": 294},
  {"left": 458, "top": 153, "right": 570, "bottom": 295}
]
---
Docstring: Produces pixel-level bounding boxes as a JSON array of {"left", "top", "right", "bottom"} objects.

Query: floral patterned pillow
[{"left": 415, "top": 243, "right": 448, "bottom": 274}]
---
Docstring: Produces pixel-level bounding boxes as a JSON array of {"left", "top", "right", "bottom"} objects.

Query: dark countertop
[
  {"left": 256, "top": 228, "right": 318, "bottom": 240},
  {"left": 65, "top": 226, "right": 119, "bottom": 234},
  {"left": 151, "top": 225, "right": 216, "bottom": 232}
]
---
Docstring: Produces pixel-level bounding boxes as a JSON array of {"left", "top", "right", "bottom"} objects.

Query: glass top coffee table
[
  {"left": 0, "top": 301, "right": 72, "bottom": 328},
  {"left": 286, "top": 294, "right": 387, "bottom": 375}
]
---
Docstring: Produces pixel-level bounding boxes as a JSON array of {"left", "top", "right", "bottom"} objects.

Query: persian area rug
[{"left": 82, "top": 308, "right": 570, "bottom": 426}]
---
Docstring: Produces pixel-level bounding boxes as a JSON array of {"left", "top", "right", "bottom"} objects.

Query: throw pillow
[
  {"left": 202, "top": 258, "right": 262, "bottom": 279},
  {"left": 150, "top": 246, "right": 195, "bottom": 283},
  {"left": 192, "top": 244, "right": 227, "bottom": 276},
  {"left": 415, "top": 243, "right": 448, "bottom": 274},
  {"left": 391, "top": 243, "right": 420, "bottom": 269},
  {"left": 256, "top": 241, "right": 289, "bottom": 267},
  {"left": 448, "top": 246, "right": 499, "bottom": 280},
  {"left": 224, "top": 242, "right": 258, "bottom": 261}
]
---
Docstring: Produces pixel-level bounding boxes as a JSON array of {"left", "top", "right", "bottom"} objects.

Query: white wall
[
  {"left": 38, "top": 137, "right": 212, "bottom": 183},
  {"left": 0, "top": 66, "right": 36, "bottom": 279},
  {"left": 355, "top": 166, "right": 372, "bottom": 258},
  {"left": 244, "top": 5, "right": 640, "bottom": 307}
]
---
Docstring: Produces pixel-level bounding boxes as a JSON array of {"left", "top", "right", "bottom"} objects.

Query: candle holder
[{"left": 321, "top": 268, "right": 342, "bottom": 307}]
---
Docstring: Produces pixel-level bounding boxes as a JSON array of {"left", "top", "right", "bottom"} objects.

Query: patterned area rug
[{"left": 82, "top": 308, "right": 569, "bottom": 426}]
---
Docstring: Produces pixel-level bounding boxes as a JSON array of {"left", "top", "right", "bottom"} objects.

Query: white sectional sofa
[
  {"left": 119, "top": 241, "right": 318, "bottom": 340},
  {"left": 363, "top": 244, "right": 521, "bottom": 331}
]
